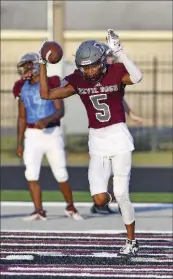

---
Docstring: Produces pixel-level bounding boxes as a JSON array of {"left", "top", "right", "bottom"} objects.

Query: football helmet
[
  {"left": 75, "top": 40, "right": 107, "bottom": 82},
  {"left": 17, "top": 52, "right": 40, "bottom": 76}
]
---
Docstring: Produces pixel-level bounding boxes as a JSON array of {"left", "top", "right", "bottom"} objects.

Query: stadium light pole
[{"left": 47, "top": 0, "right": 65, "bottom": 78}]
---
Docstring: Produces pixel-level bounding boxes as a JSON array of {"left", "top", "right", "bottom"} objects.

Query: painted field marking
[
  {"left": 1, "top": 229, "right": 172, "bottom": 234},
  {"left": 1, "top": 231, "right": 172, "bottom": 279},
  {"left": 1, "top": 251, "right": 173, "bottom": 258},
  {"left": 3, "top": 255, "right": 34, "bottom": 260},
  {"left": 1, "top": 242, "right": 172, "bottom": 249},
  {"left": 7, "top": 266, "right": 173, "bottom": 272},
  {"left": 1, "top": 234, "right": 172, "bottom": 242},
  {"left": 1, "top": 201, "right": 172, "bottom": 208},
  {"left": 1, "top": 272, "right": 173, "bottom": 278}
]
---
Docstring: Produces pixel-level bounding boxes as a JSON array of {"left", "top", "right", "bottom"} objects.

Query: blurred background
[{"left": 1, "top": 1, "right": 172, "bottom": 198}]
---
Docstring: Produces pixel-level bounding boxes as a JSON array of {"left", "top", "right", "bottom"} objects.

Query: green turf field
[
  {"left": 0, "top": 190, "right": 172, "bottom": 203},
  {"left": 1, "top": 151, "right": 172, "bottom": 166}
]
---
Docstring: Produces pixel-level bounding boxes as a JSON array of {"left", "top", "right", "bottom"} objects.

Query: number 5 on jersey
[{"left": 89, "top": 94, "right": 111, "bottom": 122}]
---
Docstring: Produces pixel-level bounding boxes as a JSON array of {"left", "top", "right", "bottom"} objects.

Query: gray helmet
[
  {"left": 75, "top": 40, "right": 107, "bottom": 81},
  {"left": 17, "top": 52, "right": 40, "bottom": 75}
]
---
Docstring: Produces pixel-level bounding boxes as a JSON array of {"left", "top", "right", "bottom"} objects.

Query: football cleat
[
  {"left": 118, "top": 239, "right": 139, "bottom": 257},
  {"left": 91, "top": 203, "right": 114, "bottom": 214},
  {"left": 65, "top": 204, "right": 84, "bottom": 220},
  {"left": 22, "top": 209, "right": 47, "bottom": 221}
]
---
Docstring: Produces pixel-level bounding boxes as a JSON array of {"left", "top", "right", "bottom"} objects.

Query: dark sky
[{"left": 1, "top": 1, "right": 172, "bottom": 30}]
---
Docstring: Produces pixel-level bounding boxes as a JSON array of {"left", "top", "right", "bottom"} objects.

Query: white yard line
[
  {"left": 1, "top": 272, "right": 173, "bottom": 278},
  {"left": 1, "top": 235, "right": 172, "bottom": 241},
  {"left": 1, "top": 252, "right": 173, "bottom": 259},
  {"left": 1, "top": 243, "right": 172, "bottom": 249},
  {"left": 7, "top": 266, "right": 173, "bottom": 272},
  {"left": 1, "top": 201, "right": 172, "bottom": 208},
  {"left": 1, "top": 229, "right": 172, "bottom": 234}
]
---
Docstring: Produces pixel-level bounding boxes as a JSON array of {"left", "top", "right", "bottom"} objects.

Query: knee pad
[
  {"left": 113, "top": 174, "right": 130, "bottom": 200},
  {"left": 113, "top": 175, "right": 135, "bottom": 225},
  {"left": 53, "top": 168, "right": 69, "bottom": 183},
  {"left": 25, "top": 168, "right": 39, "bottom": 181}
]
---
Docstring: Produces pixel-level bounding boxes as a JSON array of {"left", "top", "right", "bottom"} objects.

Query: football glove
[{"left": 106, "top": 29, "right": 123, "bottom": 56}]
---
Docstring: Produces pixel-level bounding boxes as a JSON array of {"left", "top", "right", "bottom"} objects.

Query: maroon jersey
[
  {"left": 64, "top": 63, "right": 128, "bottom": 129},
  {"left": 12, "top": 76, "right": 61, "bottom": 99}
]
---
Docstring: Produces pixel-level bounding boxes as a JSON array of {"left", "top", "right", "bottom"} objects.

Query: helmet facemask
[
  {"left": 17, "top": 61, "right": 33, "bottom": 77},
  {"left": 17, "top": 52, "right": 40, "bottom": 79},
  {"left": 78, "top": 56, "right": 107, "bottom": 82},
  {"left": 75, "top": 40, "right": 108, "bottom": 83}
]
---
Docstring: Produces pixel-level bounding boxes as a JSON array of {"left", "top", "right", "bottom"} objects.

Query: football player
[
  {"left": 13, "top": 52, "right": 83, "bottom": 221},
  {"left": 91, "top": 44, "right": 143, "bottom": 215},
  {"left": 39, "top": 29, "right": 142, "bottom": 256}
]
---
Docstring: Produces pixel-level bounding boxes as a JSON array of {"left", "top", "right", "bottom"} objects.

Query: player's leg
[
  {"left": 23, "top": 129, "right": 46, "bottom": 220},
  {"left": 45, "top": 129, "right": 83, "bottom": 220},
  {"left": 88, "top": 154, "right": 112, "bottom": 206},
  {"left": 91, "top": 175, "right": 114, "bottom": 214},
  {"left": 112, "top": 152, "right": 139, "bottom": 256}
]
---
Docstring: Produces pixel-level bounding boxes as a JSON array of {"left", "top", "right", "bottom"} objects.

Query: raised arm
[
  {"left": 39, "top": 64, "right": 76, "bottom": 100},
  {"left": 106, "top": 29, "right": 142, "bottom": 85},
  {"left": 120, "top": 51, "right": 142, "bottom": 85}
]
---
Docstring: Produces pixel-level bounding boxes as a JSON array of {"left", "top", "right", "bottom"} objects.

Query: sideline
[{"left": 1, "top": 201, "right": 172, "bottom": 208}]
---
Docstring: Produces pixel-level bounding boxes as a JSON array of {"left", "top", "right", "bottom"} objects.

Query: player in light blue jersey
[{"left": 13, "top": 52, "right": 83, "bottom": 221}]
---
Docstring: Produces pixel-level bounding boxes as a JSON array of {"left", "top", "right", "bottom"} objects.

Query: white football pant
[
  {"left": 23, "top": 126, "right": 68, "bottom": 182},
  {"left": 88, "top": 152, "right": 135, "bottom": 225}
]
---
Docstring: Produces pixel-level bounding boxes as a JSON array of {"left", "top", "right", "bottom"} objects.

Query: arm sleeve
[{"left": 118, "top": 51, "right": 142, "bottom": 83}]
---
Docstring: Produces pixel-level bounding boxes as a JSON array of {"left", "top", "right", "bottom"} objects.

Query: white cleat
[
  {"left": 22, "top": 210, "right": 47, "bottom": 221},
  {"left": 118, "top": 239, "right": 139, "bottom": 257},
  {"left": 65, "top": 209, "right": 84, "bottom": 220}
]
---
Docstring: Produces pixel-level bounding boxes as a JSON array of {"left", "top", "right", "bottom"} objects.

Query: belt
[{"left": 27, "top": 122, "right": 60, "bottom": 129}]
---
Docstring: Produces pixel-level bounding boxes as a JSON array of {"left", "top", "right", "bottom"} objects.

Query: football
[{"left": 41, "top": 41, "right": 63, "bottom": 64}]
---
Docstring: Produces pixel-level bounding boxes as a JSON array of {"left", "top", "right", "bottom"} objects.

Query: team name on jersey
[{"left": 78, "top": 84, "right": 118, "bottom": 95}]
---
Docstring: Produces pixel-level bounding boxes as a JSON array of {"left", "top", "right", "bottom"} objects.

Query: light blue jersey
[{"left": 21, "top": 80, "right": 56, "bottom": 124}]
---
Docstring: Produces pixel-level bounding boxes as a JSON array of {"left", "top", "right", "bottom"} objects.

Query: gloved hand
[{"left": 106, "top": 29, "right": 123, "bottom": 56}]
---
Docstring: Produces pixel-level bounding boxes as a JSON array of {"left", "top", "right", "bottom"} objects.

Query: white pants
[
  {"left": 88, "top": 152, "right": 131, "bottom": 196},
  {"left": 88, "top": 152, "right": 135, "bottom": 224},
  {"left": 23, "top": 126, "right": 68, "bottom": 182},
  {"left": 88, "top": 123, "right": 135, "bottom": 224}
]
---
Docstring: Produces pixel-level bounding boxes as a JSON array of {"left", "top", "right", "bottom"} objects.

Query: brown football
[{"left": 41, "top": 41, "right": 63, "bottom": 64}]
